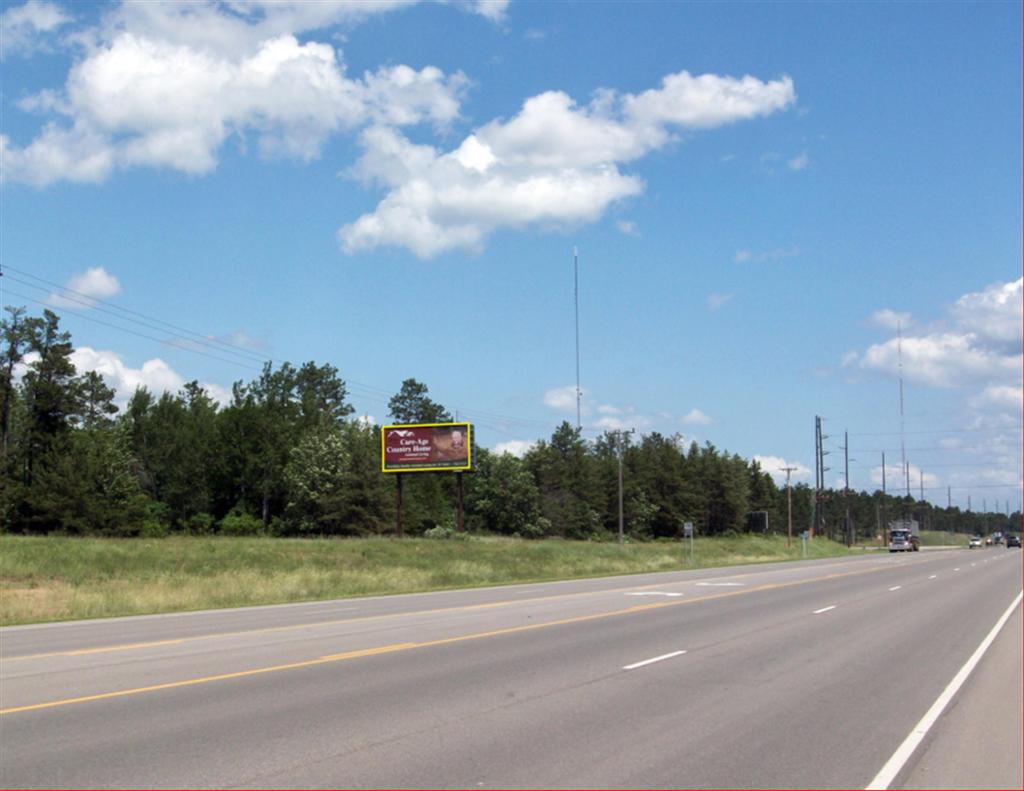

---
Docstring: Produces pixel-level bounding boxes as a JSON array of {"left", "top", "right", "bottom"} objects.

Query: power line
[{"left": 4, "top": 266, "right": 272, "bottom": 366}]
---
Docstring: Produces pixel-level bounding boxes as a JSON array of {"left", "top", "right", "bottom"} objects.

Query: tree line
[{"left": 2, "top": 308, "right": 1017, "bottom": 540}]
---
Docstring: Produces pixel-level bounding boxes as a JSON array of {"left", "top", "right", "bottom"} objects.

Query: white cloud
[
  {"left": 841, "top": 350, "right": 859, "bottom": 367},
  {"left": 493, "top": 439, "right": 533, "bottom": 457},
  {"left": 543, "top": 385, "right": 580, "bottom": 411},
  {"left": 681, "top": 408, "right": 712, "bottom": 426},
  {"left": 860, "top": 332, "right": 1020, "bottom": 388},
  {"left": 868, "top": 462, "right": 938, "bottom": 492},
  {"left": 753, "top": 455, "right": 811, "bottom": 485},
  {"left": 341, "top": 71, "right": 795, "bottom": 256},
  {"left": 48, "top": 266, "right": 121, "bottom": 308},
  {"left": 787, "top": 151, "right": 808, "bottom": 171},
  {"left": 616, "top": 220, "right": 638, "bottom": 236},
  {"left": 466, "top": 0, "right": 510, "bottom": 22},
  {"left": 950, "top": 277, "right": 1022, "bottom": 346},
  {"left": 857, "top": 278, "right": 1022, "bottom": 482},
  {"left": 734, "top": 246, "right": 800, "bottom": 264},
  {"left": 1, "top": 0, "right": 71, "bottom": 58},
  {"left": 3, "top": 4, "right": 470, "bottom": 185},
  {"left": 870, "top": 308, "right": 912, "bottom": 330},
  {"left": 707, "top": 292, "right": 733, "bottom": 311},
  {"left": 970, "top": 385, "right": 1023, "bottom": 412},
  {"left": 70, "top": 346, "right": 229, "bottom": 406}
]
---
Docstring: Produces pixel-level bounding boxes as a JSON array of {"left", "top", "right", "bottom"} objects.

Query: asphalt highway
[{"left": 1, "top": 548, "right": 1020, "bottom": 789}]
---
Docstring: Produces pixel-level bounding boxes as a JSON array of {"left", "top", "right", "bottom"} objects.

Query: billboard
[{"left": 381, "top": 422, "right": 473, "bottom": 473}]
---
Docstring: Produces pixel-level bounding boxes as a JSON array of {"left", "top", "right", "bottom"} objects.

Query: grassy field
[{"left": 1, "top": 533, "right": 863, "bottom": 626}]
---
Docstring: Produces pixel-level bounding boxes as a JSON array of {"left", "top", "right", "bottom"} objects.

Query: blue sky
[{"left": 2, "top": 0, "right": 1021, "bottom": 510}]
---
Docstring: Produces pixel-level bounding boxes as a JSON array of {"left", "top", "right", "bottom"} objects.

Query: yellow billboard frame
[{"left": 380, "top": 422, "right": 473, "bottom": 473}]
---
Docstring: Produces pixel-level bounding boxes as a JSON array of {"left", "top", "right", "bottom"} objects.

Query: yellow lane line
[
  {"left": 65, "top": 639, "right": 185, "bottom": 656},
  {"left": 2, "top": 555, "right": 898, "bottom": 663},
  {"left": 0, "top": 564, "right": 895, "bottom": 717}
]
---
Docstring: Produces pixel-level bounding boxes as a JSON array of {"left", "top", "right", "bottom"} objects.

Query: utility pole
[
  {"left": 881, "top": 452, "right": 887, "bottom": 546},
  {"left": 781, "top": 466, "right": 797, "bottom": 548},
  {"left": 815, "top": 416, "right": 829, "bottom": 539},
  {"left": 919, "top": 469, "right": 924, "bottom": 502},
  {"left": 947, "top": 486, "right": 951, "bottom": 509},
  {"left": 616, "top": 428, "right": 635, "bottom": 545},
  {"left": 843, "top": 430, "right": 852, "bottom": 546}
]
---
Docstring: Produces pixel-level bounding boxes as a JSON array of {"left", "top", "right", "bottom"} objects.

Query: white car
[{"left": 969, "top": 536, "right": 983, "bottom": 548}]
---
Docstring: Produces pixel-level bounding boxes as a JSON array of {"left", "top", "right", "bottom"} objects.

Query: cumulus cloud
[
  {"left": 6, "top": 3, "right": 794, "bottom": 258},
  {"left": 860, "top": 332, "right": 1019, "bottom": 388},
  {"left": 859, "top": 279, "right": 1022, "bottom": 390},
  {"left": 494, "top": 439, "right": 533, "bottom": 457},
  {"left": 970, "top": 385, "right": 1023, "bottom": 412},
  {"left": 681, "top": 408, "right": 712, "bottom": 426},
  {"left": 593, "top": 405, "right": 650, "bottom": 431},
  {"left": 753, "top": 455, "right": 811, "bottom": 485},
  {"left": 3, "top": 2, "right": 470, "bottom": 185},
  {"left": 70, "top": 346, "right": 230, "bottom": 406},
  {"left": 870, "top": 308, "right": 912, "bottom": 330},
  {"left": 1, "top": 0, "right": 71, "bottom": 58},
  {"left": 951, "top": 277, "right": 1022, "bottom": 346},
  {"left": 341, "top": 71, "right": 796, "bottom": 256},
  {"left": 48, "top": 266, "right": 121, "bottom": 308},
  {"left": 543, "top": 385, "right": 581, "bottom": 411}
]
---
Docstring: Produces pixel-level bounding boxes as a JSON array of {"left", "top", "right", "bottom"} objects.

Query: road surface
[{"left": 1, "top": 548, "right": 1020, "bottom": 788}]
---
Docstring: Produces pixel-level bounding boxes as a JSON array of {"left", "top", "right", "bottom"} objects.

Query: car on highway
[
  {"left": 1006, "top": 534, "right": 1021, "bottom": 548},
  {"left": 969, "top": 536, "right": 983, "bottom": 548}
]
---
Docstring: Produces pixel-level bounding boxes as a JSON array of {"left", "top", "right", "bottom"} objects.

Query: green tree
[
  {"left": 466, "top": 448, "right": 544, "bottom": 536},
  {"left": 75, "top": 371, "right": 119, "bottom": 429},
  {"left": 388, "top": 378, "right": 452, "bottom": 424},
  {"left": 23, "top": 426, "right": 147, "bottom": 535},
  {"left": 20, "top": 310, "right": 79, "bottom": 485},
  {"left": 284, "top": 425, "right": 348, "bottom": 533}
]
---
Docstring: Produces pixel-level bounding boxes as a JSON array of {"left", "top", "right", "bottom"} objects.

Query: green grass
[{"left": 1, "top": 533, "right": 859, "bottom": 626}]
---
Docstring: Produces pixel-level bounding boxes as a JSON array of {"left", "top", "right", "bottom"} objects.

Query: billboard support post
[
  {"left": 395, "top": 473, "right": 403, "bottom": 537},
  {"left": 456, "top": 472, "right": 465, "bottom": 532}
]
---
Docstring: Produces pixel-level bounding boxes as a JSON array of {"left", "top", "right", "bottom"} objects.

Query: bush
[
  {"left": 186, "top": 513, "right": 215, "bottom": 535},
  {"left": 219, "top": 511, "right": 264, "bottom": 536}
]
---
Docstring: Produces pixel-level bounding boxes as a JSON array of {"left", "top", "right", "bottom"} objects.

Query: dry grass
[{"left": 0, "top": 533, "right": 857, "bottom": 625}]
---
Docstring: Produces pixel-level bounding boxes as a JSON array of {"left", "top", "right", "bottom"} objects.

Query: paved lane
[{"left": 1, "top": 550, "right": 1019, "bottom": 788}]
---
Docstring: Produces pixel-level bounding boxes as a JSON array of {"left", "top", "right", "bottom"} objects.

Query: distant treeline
[{"left": 1, "top": 308, "right": 1018, "bottom": 540}]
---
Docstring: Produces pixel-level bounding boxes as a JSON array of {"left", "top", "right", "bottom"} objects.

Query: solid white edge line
[
  {"left": 865, "top": 589, "right": 1023, "bottom": 790},
  {"left": 889, "top": 586, "right": 902, "bottom": 591},
  {"left": 813, "top": 605, "right": 837, "bottom": 614},
  {"left": 623, "top": 650, "right": 687, "bottom": 670}
]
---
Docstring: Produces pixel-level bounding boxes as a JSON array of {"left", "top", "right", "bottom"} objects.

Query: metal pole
[
  {"left": 395, "top": 473, "right": 403, "bottom": 537},
  {"left": 781, "top": 466, "right": 796, "bottom": 548},
  {"left": 881, "top": 452, "right": 887, "bottom": 547},
  {"left": 456, "top": 472, "right": 464, "bottom": 532},
  {"left": 617, "top": 434, "right": 624, "bottom": 545},
  {"left": 616, "top": 429, "right": 634, "bottom": 544},
  {"left": 573, "top": 247, "right": 581, "bottom": 430},
  {"left": 844, "top": 430, "right": 851, "bottom": 547}
]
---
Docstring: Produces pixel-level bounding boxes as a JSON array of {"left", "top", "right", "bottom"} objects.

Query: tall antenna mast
[
  {"left": 574, "top": 246, "right": 581, "bottom": 430},
  {"left": 897, "top": 320, "right": 908, "bottom": 496}
]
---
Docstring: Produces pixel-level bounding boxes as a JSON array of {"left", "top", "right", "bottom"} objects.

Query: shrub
[{"left": 219, "top": 511, "right": 264, "bottom": 536}]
